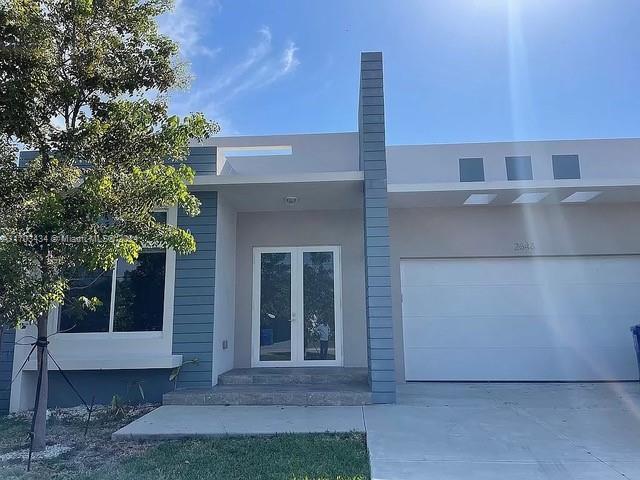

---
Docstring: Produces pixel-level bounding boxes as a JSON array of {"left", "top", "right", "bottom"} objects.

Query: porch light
[
  {"left": 561, "top": 191, "right": 601, "bottom": 203},
  {"left": 512, "top": 192, "right": 549, "bottom": 204},
  {"left": 464, "top": 194, "right": 497, "bottom": 205}
]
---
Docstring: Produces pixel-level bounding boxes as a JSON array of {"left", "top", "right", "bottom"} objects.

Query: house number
[{"left": 514, "top": 241, "right": 535, "bottom": 252}]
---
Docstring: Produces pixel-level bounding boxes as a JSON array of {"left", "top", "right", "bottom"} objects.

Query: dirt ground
[{"left": 0, "top": 403, "right": 157, "bottom": 479}]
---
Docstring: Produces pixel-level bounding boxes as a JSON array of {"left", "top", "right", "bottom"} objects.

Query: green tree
[{"left": 0, "top": 0, "right": 218, "bottom": 451}]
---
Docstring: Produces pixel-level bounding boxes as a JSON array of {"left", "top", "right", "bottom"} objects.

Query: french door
[{"left": 251, "top": 246, "right": 343, "bottom": 367}]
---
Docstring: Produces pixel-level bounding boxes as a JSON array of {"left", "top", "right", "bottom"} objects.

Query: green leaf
[{"left": 0, "top": 0, "right": 219, "bottom": 328}]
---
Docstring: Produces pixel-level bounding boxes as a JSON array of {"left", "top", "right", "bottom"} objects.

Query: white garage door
[{"left": 401, "top": 256, "right": 640, "bottom": 381}]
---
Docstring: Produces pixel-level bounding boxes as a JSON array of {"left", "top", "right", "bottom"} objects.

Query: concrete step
[
  {"left": 163, "top": 383, "right": 372, "bottom": 406},
  {"left": 218, "top": 367, "right": 369, "bottom": 386}
]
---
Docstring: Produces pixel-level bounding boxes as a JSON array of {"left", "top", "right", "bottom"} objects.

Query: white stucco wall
[
  {"left": 387, "top": 138, "right": 640, "bottom": 185},
  {"left": 197, "top": 133, "right": 359, "bottom": 176},
  {"left": 212, "top": 194, "right": 237, "bottom": 383},
  {"left": 389, "top": 203, "right": 640, "bottom": 381},
  {"left": 234, "top": 209, "right": 368, "bottom": 368}
]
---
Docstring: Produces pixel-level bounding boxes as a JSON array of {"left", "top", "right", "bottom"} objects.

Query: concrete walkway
[
  {"left": 113, "top": 383, "right": 640, "bottom": 479},
  {"left": 112, "top": 404, "right": 365, "bottom": 440}
]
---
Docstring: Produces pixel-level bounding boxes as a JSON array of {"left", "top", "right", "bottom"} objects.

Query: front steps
[
  {"left": 163, "top": 367, "right": 372, "bottom": 406},
  {"left": 218, "top": 367, "right": 369, "bottom": 386}
]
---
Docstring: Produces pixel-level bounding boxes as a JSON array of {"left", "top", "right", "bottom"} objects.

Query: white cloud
[
  {"left": 158, "top": 0, "right": 222, "bottom": 60},
  {"left": 169, "top": 25, "right": 300, "bottom": 134},
  {"left": 206, "top": 26, "right": 273, "bottom": 97},
  {"left": 209, "top": 26, "right": 300, "bottom": 101},
  {"left": 281, "top": 42, "right": 300, "bottom": 74}
]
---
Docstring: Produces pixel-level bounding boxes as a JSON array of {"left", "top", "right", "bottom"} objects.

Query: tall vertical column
[{"left": 359, "top": 52, "right": 396, "bottom": 403}]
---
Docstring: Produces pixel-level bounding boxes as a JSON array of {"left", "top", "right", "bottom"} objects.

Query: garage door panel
[
  {"left": 403, "top": 314, "right": 636, "bottom": 349},
  {"left": 401, "top": 257, "right": 640, "bottom": 286},
  {"left": 404, "top": 346, "right": 638, "bottom": 381},
  {"left": 402, "top": 284, "right": 640, "bottom": 317},
  {"left": 402, "top": 263, "right": 514, "bottom": 285},
  {"left": 402, "top": 287, "right": 544, "bottom": 316},
  {"left": 401, "top": 256, "right": 640, "bottom": 381},
  {"left": 401, "top": 260, "right": 547, "bottom": 285},
  {"left": 557, "top": 258, "right": 640, "bottom": 282},
  {"left": 402, "top": 285, "right": 553, "bottom": 317}
]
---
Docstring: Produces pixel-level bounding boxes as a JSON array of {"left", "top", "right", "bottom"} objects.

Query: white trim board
[
  {"left": 193, "top": 171, "right": 363, "bottom": 187},
  {"left": 388, "top": 178, "right": 640, "bottom": 193}
]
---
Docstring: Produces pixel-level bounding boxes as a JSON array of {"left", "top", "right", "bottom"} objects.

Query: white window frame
[
  {"left": 55, "top": 208, "right": 177, "bottom": 338},
  {"left": 41, "top": 208, "right": 178, "bottom": 369},
  {"left": 251, "top": 246, "right": 343, "bottom": 368}
]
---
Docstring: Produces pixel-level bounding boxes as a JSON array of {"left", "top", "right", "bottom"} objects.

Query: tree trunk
[{"left": 32, "top": 315, "right": 48, "bottom": 452}]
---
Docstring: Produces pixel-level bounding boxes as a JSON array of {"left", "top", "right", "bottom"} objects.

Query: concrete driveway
[
  {"left": 366, "top": 382, "right": 640, "bottom": 480},
  {"left": 114, "top": 382, "right": 640, "bottom": 479}
]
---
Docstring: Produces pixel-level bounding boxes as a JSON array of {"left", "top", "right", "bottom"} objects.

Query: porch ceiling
[
  {"left": 388, "top": 180, "right": 640, "bottom": 208},
  {"left": 192, "top": 173, "right": 364, "bottom": 212}
]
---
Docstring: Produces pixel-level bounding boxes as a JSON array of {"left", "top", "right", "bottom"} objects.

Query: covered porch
[{"left": 182, "top": 146, "right": 372, "bottom": 405}]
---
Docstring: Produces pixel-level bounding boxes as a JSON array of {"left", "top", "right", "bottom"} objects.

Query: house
[{"left": 3, "top": 51, "right": 640, "bottom": 413}]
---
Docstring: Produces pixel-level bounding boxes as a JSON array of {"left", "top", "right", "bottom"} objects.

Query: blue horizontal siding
[
  {"left": 175, "top": 269, "right": 215, "bottom": 279},
  {"left": 19, "top": 145, "right": 217, "bottom": 173},
  {"left": 359, "top": 52, "right": 396, "bottom": 403},
  {"left": 47, "top": 369, "right": 174, "bottom": 407},
  {"left": 0, "top": 328, "right": 15, "bottom": 414},
  {"left": 184, "top": 146, "right": 217, "bottom": 175},
  {"left": 172, "top": 191, "right": 217, "bottom": 389}
]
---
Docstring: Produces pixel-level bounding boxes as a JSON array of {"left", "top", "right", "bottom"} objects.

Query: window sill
[
  {"left": 55, "top": 331, "right": 164, "bottom": 339},
  {"left": 24, "top": 354, "right": 183, "bottom": 371}
]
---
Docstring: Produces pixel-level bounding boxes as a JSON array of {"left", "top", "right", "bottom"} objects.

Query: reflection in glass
[
  {"left": 260, "top": 253, "right": 292, "bottom": 361},
  {"left": 304, "top": 252, "right": 335, "bottom": 361},
  {"left": 113, "top": 249, "right": 166, "bottom": 332},
  {"left": 152, "top": 211, "right": 167, "bottom": 224},
  {"left": 59, "top": 267, "right": 113, "bottom": 332}
]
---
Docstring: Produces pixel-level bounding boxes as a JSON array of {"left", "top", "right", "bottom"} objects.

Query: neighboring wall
[
  {"left": 0, "top": 328, "right": 15, "bottom": 414},
  {"left": 358, "top": 52, "right": 396, "bottom": 403},
  {"left": 234, "top": 209, "right": 368, "bottom": 368},
  {"left": 390, "top": 203, "right": 640, "bottom": 381},
  {"left": 212, "top": 194, "right": 237, "bottom": 383}
]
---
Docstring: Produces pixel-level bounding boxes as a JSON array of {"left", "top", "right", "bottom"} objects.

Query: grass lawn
[{"left": 0, "top": 408, "right": 370, "bottom": 480}]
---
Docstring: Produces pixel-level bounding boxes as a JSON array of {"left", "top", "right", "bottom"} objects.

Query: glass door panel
[
  {"left": 303, "top": 251, "right": 336, "bottom": 361},
  {"left": 259, "top": 252, "right": 292, "bottom": 362}
]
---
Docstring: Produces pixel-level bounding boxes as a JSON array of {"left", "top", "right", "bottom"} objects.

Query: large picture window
[
  {"left": 58, "top": 267, "right": 114, "bottom": 333},
  {"left": 59, "top": 213, "right": 170, "bottom": 334},
  {"left": 113, "top": 249, "right": 166, "bottom": 332},
  {"left": 59, "top": 248, "right": 167, "bottom": 333}
]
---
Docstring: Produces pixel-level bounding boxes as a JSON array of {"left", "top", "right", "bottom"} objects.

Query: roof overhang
[
  {"left": 388, "top": 179, "right": 640, "bottom": 208},
  {"left": 191, "top": 171, "right": 364, "bottom": 212}
]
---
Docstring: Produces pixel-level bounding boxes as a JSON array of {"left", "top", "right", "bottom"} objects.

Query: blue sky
[{"left": 159, "top": 0, "right": 640, "bottom": 145}]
